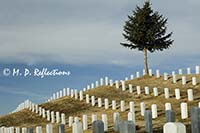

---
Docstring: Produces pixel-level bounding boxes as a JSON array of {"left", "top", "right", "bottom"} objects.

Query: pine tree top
[{"left": 121, "top": 1, "right": 173, "bottom": 53}]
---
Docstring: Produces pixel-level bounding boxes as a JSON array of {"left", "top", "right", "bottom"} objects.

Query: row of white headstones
[
  {"left": 12, "top": 76, "right": 198, "bottom": 123},
  {"left": 45, "top": 65, "right": 200, "bottom": 102},
  {"left": 0, "top": 122, "right": 188, "bottom": 133},
  {"left": 8, "top": 65, "right": 200, "bottom": 132},
  {"left": 2, "top": 100, "right": 197, "bottom": 133},
  {"left": 9, "top": 81, "right": 199, "bottom": 132}
]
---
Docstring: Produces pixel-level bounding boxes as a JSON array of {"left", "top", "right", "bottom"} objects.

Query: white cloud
[{"left": 0, "top": 0, "right": 199, "bottom": 65}]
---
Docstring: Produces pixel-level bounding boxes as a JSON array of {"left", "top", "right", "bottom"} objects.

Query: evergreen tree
[{"left": 121, "top": 1, "right": 173, "bottom": 75}]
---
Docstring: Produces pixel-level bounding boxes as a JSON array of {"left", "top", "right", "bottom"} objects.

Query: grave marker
[
  {"left": 119, "top": 121, "right": 136, "bottom": 133},
  {"left": 92, "top": 120, "right": 104, "bottom": 133},
  {"left": 145, "top": 110, "right": 153, "bottom": 133},
  {"left": 163, "top": 122, "right": 186, "bottom": 133},
  {"left": 181, "top": 102, "right": 188, "bottom": 119},
  {"left": 102, "top": 114, "right": 108, "bottom": 131}
]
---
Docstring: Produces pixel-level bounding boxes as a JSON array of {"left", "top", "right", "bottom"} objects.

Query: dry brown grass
[
  {"left": 0, "top": 74, "right": 199, "bottom": 132},
  {"left": 0, "top": 109, "right": 48, "bottom": 127}
]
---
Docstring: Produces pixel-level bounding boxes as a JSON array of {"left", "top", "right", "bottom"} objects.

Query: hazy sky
[
  {"left": 0, "top": 0, "right": 199, "bottom": 65},
  {"left": 0, "top": 0, "right": 199, "bottom": 114}
]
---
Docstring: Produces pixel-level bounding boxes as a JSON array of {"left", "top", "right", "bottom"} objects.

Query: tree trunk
[{"left": 144, "top": 48, "right": 149, "bottom": 75}]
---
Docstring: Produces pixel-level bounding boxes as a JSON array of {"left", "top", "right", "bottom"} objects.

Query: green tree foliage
[{"left": 121, "top": 1, "right": 173, "bottom": 74}]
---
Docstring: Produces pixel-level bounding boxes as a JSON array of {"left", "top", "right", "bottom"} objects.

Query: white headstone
[
  {"left": 35, "top": 105, "right": 39, "bottom": 114},
  {"left": 72, "top": 122, "right": 83, "bottom": 133},
  {"left": 175, "top": 89, "right": 181, "bottom": 99},
  {"left": 121, "top": 81, "right": 126, "bottom": 91},
  {"left": 128, "top": 112, "right": 135, "bottom": 123},
  {"left": 109, "top": 80, "right": 113, "bottom": 86},
  {"left": 36, "top": 126, "right": 42, "bottom": 133},
  {"left": 112, "top": 100, "right": 116, "bottom": 110},
  {"left": 56, "top": 92, "right": 60, "bottom": 99},
  {"left": 15, "top": 127, "right": 20, "bottom": 133},
  {"left": 53, "top": 93, "right": 56, "bottom": 100},
  {"left": 115, "top": 80, "right": 119, "bottom": 89},
  {"left": 149, "top": 69, "right": 153, "bottom": 76},
  {"left": 172, "top": 71, "right": 176, "bottom": 76},
  {"left": 151, "top": 104, "right": 158, "bottom": 119},
  {"left": 86, "top": 94, "right": 90, "bottom": 104},
  {"left": 61, "top": 113, "right": 66, "bottom": 124},
  {"left": 0, "top": 127, "right": 5, "bottom": 133},
  {"left": 91, "top": 83, "right": 94, "bottom": 89},
  {"left": 125, "top": 77, "right": 129, "bottom": 81},
  {"left": 56, "top": 111, "right": 60, "bottom": 123},
  {"left": 74, "top": 89, "right": 78, "bottom": 99},
  {"left": 59, "top": 90, "right": 63, "bottom": 98},
  {"left": 136, "top": 72, "right": 140, "bottom": 78},
  {"left": 140, "top": 102, "right": 145, "bottom": 116},
  {"left": 87, "top": 85, "right": 90, "bottom": 90},
  {"left": 187, "top": 89, "right": 193, "bottom": 101},
  {"left": 129, "top": 84, "right": 133, "bottom": 93},
  {"left": 172, "top": 74, "right": 177, "bottom": 83},
  {"left": 192, "top": 77, "right": 197, "bottom": 85},
  {"left": 91, "top": 96, "right": 95, "bottom": 106},
  {"left": 102, "top": 114, "right": 108, "bottom": 131},
  {"left": 104, "top": 99, "right": 109, "bottom": 110},
  {"left": 163, "top": 122, "right": 186, "bottom": 133},
  {"left": 129, "top": 101, "right": 135, "bottom": 113},
  {"left": 196, "top": 66, "right": 200, "bottom": 74},
  {"left": 104, "top": 77, "right": 108, "bottom": 86},
  {"left": 179, "top": 69, "right": 183, "bottom": 75},
  {"left": 180, "top": 103, "right": 188, "bottom": 119},
  {"left": 74, "top": 117, "right": 79, "bottom": 123},
  {"left": 187, "top": 67, "right": 191, "bottom": 74},
  {"left": 67, "top": 88, "right": 70, "bottom": 96},
  {"left": 164, "top": 73, "right": 168, "bottom": 80},
  {"left": 143, "top": 69, "right": 145, "bottom": 75},
  {"left": 164, "top": 88, "right": 170, "bottom": 99},
  {"left": 100, "top": 78, "right": 104, "bottom": 86},
  {"left": 22, "top": 128, "right": 27, "bottom": 133},
  {"left": 79, "top": 91, "right": 83, "bottom": 101},
  {"left": 182, "top": 76, "right": 186, "bottom": 85},
  {"left": 113, "top": 112, "right": 120, "bottom": 130},
  {"left": 82, "top": 115, "right": 88, "bottom": 130},
  {"left": 42, "top": 108, "right": 46, "bottom": 118},
  {"left": 51, "top": 111, "right": 55, "bottom": 123},
  {"left": 95, "top": 81, "right": 99, "bottom": 87},
  {"left": 120, "top": 100, "right": 125, "bottom": 112},
  {"left": 69, "top": 116, "right": 73, "bottom": 127},
  {"left": 63, "top": 88, "right": 66, "bottom": 96},
  {"left": 136, "top": 86, "right": 141, "bottom": 95},
  {"left": 98, "top": 98, "right": 102, "bottom": 107},
  {"left": 71, "top": 89, "right": 74, "bottom": 98},
  {"left": 46, "top": 110, "right": 50, "bottom": 121},
  {"left": 165, "top": 103, "right": 172, "bottom": 110},
  {"left": 144, "top": 86, "right": 150, "bottom": 95},
  {"left": 9, "top": 127, "right": 14, "bottom": 133},
  {"left": 46, "top": 124, "right": 53, "bottom": 133},
  {"left": 91, "top": 114, "right": 97, "bottom": 122},
  {"left": 130, "top": 74, "right": 134, "bottom": 79},
  {"left": 156, "top": 69, "right": 160, "bottom": 78},
  {"left": 31, "top": 103, "right": 35, "bottom": 112},
  {"left": 153, "top": 87, "right": 158, "bottom": 96}
]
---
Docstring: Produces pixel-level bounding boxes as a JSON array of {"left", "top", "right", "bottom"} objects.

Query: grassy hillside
[
  {"left": 0, "top": 74, "right": 199, "bottom": 132},
  {"left": 0, "top": 109, "right": 48, "bottom": 127}
]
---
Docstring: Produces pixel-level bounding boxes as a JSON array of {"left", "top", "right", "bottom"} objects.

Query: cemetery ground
[{"left": 0, "top": 74, "right": 200, "bottom": 132}]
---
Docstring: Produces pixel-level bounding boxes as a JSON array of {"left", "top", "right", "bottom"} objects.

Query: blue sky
[{"left": 0, "top": 0, "right": 199, "bottom": 115}]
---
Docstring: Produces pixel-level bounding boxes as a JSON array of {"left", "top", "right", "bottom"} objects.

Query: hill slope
[{"left": 0, "top": 74, "right": 199, "bottom": 132}]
